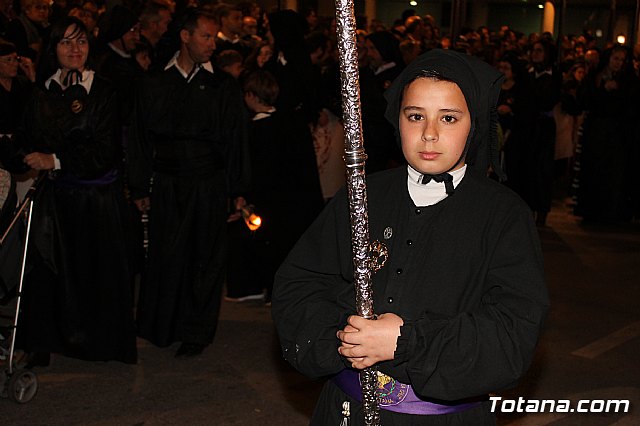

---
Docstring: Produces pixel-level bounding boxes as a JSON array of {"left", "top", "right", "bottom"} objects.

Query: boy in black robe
[
  {"left": 272, "top": 49, "right": 549, "bottom": 424},
  {"left": 226, "top": 70, "right": 324, "bottom": 303},
  {"left": 127, "top": 10, "right": 250, "bottom": 358}
]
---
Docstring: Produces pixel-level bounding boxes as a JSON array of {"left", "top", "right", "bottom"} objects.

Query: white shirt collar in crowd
[
  {"left": 108, "top": 42, "right": 131, "bottom": 59},
  {"left": 165, "top": 51, "right": 214, "bottom": 82},
  {"left": 45, "top": 69, "right": 95, "bottom": 93},
  {"left": 252, "top": 107, "right": 276, "bottom": 121},
  {"left": 217, "top": 32, "right": 239, "bottom": 43}
]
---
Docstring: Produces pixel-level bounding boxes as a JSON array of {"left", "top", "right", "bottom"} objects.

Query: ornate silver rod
[{"left": 334, "top": 0, "right": 380, "bottom": 424}]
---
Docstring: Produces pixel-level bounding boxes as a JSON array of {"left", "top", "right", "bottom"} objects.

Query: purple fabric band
[
  {"left": 332, "top": 369, "right": 483, "bottom": 415},
  {"left": 53, "top": 169, "right": 118, "bottom": 187}
]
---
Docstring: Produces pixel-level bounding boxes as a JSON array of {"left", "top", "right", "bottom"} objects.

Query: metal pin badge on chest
[
  {"left": 383, "top": 227, "right": 393, "bottom": 240},
  {"left": 70, "top": 99, "right": 83, "bottom": 113},
  {"left": 199, "top": 85, "right": 205, "bottom": 90}
]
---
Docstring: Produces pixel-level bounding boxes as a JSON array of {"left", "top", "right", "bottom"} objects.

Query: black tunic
[
  {"left": 522, "top": 68, "right": 561, "bottom": 215},
  {"left": 574, "top": 70, "right": 640, "bottom": 222},
  {"left": 6, "top": 74, "right": 137, "bottom": 363},
  {"left": 95, "top": 49, "right": 144, "bottom": 126},
  {"left": 0, "top": 76, "right": 32, "bottom": 135},
  {"left": 497, "top": 80, "right": 535, "bottom": 200},
  {"left": 128, "top": 65, "right": 250, "bottom": 347},
  {"left": 272, "top": 167, "right": 548, "bottom": 424}
]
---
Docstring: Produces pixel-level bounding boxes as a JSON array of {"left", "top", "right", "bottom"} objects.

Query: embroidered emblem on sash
[
  {"left": 376, "top": 372, "right": 409, "bottom": 406},
  {"left": 357, "top": 371, "right": 409, "bottom": 406},
  {"left": 383, "top": 227, "right": 392, "bottom": 239}
]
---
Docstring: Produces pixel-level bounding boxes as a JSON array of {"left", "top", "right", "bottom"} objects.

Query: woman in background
[{"left": 1, "top": 17, "right": 136, "bottom": 365}]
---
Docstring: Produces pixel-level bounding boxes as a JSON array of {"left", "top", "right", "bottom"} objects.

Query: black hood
[{"left": 383, "top": 49, "right": 504, "bottom": 175}]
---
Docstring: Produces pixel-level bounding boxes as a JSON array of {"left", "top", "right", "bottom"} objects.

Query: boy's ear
[
  {"left": 244, "top": 91, "right": 257, "bottom": 104},
  {"left": 179, "top": 28, "right": 190, "bottom": 44}
]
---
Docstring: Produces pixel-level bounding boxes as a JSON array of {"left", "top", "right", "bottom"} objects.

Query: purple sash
[
  {"left": 332, "top": 369, "right": 484, "bottom": 415},
  {"left": 52, "top": 169, "right": 118, "bottom": 188}
]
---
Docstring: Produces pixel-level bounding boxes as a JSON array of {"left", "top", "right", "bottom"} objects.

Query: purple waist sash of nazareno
[
  {"left": 52, "top": 169, "right": 118, "bottom": 187},
  {"left": 332, "top": 369, "right": 484, "bottom": 415}
]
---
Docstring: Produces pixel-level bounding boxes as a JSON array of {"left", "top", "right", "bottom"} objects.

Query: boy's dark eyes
[{"left": 406, "top": 113, "right": 457, "bottom": 123}]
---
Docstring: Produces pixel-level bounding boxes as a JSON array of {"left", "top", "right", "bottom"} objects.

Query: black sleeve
[
  {"left": 0, "top": 135, "right": 30, "bottom": 174},
  {"left": 271, "top": 192, "right": 354, "bottom": 378},
  {"left": 220, "top": 77, "right": 251, "bottom": 197},
  {"left": 126, "top": 78, "right": 154, "bottom": 200}
]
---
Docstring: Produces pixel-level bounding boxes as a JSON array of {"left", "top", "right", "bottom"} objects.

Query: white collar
[
  {"left": 277, "top": 51, "right": 287, "bottom": 66},
  {"left": 45, "top": 69, "right": 95, "bottom": 93},
  {"left": 252, "top": 107, "right": 276, "bottom": 121},
  {"left": 529, "top": 66, "right": 553, "bottom": 78},
  {"left": 108, "top": 42, "right": 131, "bottom": 59},
  {"left": 374, "top": 61, "right": 396, "bottom": 76},
  {"left": 164, "top": 51, "right": 214, "bottom": 82},
  {"left": 407, "top": 164, "right": 467, "bottom": 206},
  {"left": 217, "top": 31, "right": 239, "bottom": 43}
]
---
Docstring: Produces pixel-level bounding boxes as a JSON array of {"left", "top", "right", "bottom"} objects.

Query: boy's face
[
  {"left": 243, "top": 91, "right": 260, "bottom": 112},
  {"left": 399, "top": 78, "right": 471, "bottom": 175},
  {"left": 223, "top": 62, "right": 243, "bottom": 79}
]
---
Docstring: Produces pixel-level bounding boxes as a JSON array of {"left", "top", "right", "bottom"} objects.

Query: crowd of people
[{"left": 0, "top": 0, "right": 638, "bottom": 371}]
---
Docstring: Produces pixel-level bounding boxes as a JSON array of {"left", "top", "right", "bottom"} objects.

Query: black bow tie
[
  {"left": 62, "top": 69, "right": 83, "bottom": 87},
  {"left": 420, "top": 172, "right": 455, "bottom": 195}
]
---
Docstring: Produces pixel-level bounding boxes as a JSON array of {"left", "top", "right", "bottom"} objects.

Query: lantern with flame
[{"left": 241, "top": 205, "right": 262, "bottom": 231}]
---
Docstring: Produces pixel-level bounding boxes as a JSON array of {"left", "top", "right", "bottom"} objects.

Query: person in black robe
[
  {"left": 263, "top": 9, "right": 321, "bottom": 127},
  {"left": 1, "top": 17, "right": 137, "bottom": 365},
  {"left": 523, "top": 40, "right": 561, "bottom": 226},
  {"left": 94, "top": 5, "right": 142, "bottom": 128},
  {"left": 359, "top": 30, "right": 405, "bottom": 174},
  {"left": 272, "top": 50, "right": 549, "bottom": 424},
  {"left": 496, "top": 52, "right": 534, "bottom": 199},
  {"left": 226, "top": 70, "right": 324, "bottom": 303},
  {"left": 0, "top": 40, "right": 34, "bottom": 303},
  {"left": 574, "top": 45, "right": 640, "bottom": 222},
  {"left": 0, "top": 39, "right": 34, "bottom": 140},
  {"left": 127, "top": 9, "right": 250, "bottom": 358}
]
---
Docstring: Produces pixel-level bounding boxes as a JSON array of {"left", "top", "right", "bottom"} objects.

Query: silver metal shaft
[{"left": 334, "top": 0, "right": 380, "bottom": 424}]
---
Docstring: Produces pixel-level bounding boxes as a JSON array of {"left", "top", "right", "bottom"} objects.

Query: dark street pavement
[{"left": 2, "top": 199, "right": 639, "bottom": 426}]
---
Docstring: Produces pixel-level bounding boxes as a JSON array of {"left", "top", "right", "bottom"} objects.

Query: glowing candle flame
[{"left": 242, "top": 206, "right": 262, "bottom": 231}]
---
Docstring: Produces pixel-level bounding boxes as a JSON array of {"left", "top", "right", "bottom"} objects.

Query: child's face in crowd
[
  {"left": 497, "top": 61, "right": 513, "bottom": 80},
  {"left": 399, "top": 78, "right": 471, "bottom": 175},
  {"left": 223, "top": 62, "right": 243, "bottom": 79},
  {"left": 256, "top": 45, "right": 272, "bottom": 67}
]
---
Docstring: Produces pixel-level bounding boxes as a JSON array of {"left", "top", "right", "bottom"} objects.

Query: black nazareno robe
[
  {"left": 272, "top": 167, "right": 549, "bottom": 424},
  {"left": 128, "top": 64, "right": 249, "bottom": 347},
  {"left": 227, "top": 109, "right": 324, "bottom": 299},
  {"left": 3, "top": 74, "right": 137, "bottom": 363}
]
